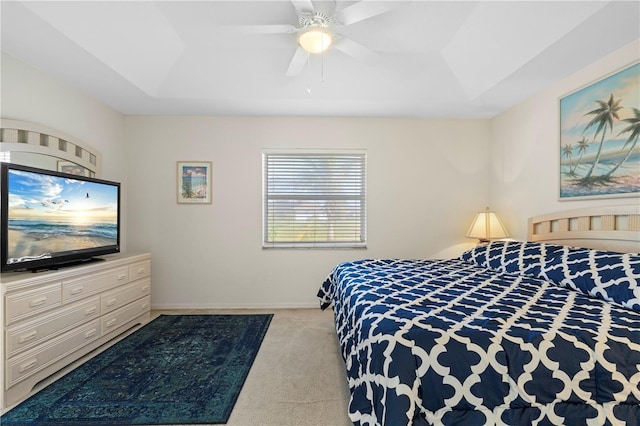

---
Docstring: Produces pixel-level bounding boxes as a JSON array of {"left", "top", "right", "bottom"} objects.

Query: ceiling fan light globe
[{"left": 298, "top": 27, "right": 333, "bottom": 54}]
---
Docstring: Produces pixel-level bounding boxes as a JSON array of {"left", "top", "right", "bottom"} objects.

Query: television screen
[{"left": 1, "top": 163, "right": 120, "bottom": 272}]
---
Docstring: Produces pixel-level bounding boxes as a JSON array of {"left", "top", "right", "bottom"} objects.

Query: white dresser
[{"left": 0, "top": 253, "right": 151, "bottom": 411}]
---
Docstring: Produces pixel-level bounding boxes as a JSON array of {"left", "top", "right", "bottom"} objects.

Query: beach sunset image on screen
[{"left": 7, "top": 168, "right": 119, "bottom": 265}]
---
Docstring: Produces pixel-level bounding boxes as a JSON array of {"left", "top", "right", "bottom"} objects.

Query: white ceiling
[{"left": 1, "top": 0, "right": 639, "bottom": 118}]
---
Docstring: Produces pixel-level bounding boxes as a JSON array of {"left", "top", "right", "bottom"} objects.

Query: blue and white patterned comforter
[{"left": 318, "top": 241, "right": 640, "bottom": 425}]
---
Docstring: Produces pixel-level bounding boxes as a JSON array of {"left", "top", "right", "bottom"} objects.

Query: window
[{"left": 263, "top": 150, "right": 367, "bottom": 248}]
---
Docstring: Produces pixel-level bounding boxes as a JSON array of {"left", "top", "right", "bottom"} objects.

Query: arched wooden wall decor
[{"left": 0, "top": 119, "right": 102, "bottom": 177}]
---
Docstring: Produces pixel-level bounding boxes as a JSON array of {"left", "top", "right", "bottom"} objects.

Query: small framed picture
[
  {"left": 177, "top": 161, "right": 212, "bottom": 204},
  {"left": 57, "top": 161, "right": 91, "bottom": 176}
]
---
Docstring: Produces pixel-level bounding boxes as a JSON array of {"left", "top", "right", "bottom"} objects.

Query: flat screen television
[{"left": 1, "top": 162, "right": 120, "bottom": 272}]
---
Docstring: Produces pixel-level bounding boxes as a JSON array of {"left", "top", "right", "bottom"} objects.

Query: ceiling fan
[{"left": 229, "top": 0, "right": 404, "bottom": 76}]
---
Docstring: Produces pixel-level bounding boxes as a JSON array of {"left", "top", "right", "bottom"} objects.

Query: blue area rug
[{"left": 1, "top": 314, "right": 273, "bottom": 425}]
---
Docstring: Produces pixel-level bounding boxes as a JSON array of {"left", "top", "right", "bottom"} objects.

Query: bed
[{"left": 318, "top": 206, "right": 640, "bottom": 425}]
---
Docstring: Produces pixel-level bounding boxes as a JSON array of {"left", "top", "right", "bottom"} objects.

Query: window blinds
[{"left": 263, "top": 151, "right": 367, "bottom": 248}]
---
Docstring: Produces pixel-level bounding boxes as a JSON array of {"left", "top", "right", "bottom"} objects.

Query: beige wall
[
  {"left": 490, "top": 40, "right": 640, "bottom": 239},
  {"left": 124, "top": 116, "right": 490, "bottom": 308},
  {"left": 1, "top": 53, "right": 127, "bottom": 181}
]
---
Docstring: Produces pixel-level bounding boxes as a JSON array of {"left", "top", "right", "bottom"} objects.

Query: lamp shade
[
  {"left": 298, "top": 27, "right": 333, "bottom": 54},
  {"left": 466, "top": 209, "right": 509, "bottom": 242}
]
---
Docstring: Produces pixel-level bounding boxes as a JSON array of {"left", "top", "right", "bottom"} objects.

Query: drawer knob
[
  {"left": 137, "top": 268, "right": 146, "bottom": 274},
  {"left": 85, "top": 328, "right": 98, "bottom": 339},
  {"left": 29, "top": 297, "right": 48, "bottom": 308},
  {"left": 19, "top": 330, "right": 38, "bottom": 344},
  {"left": 141, "top": 285, "right": 150, "bottom": 292},
  {"left": 85, "top": 307, "right": 97, "bottom": 315},
  {"left": 106, "top": 318, "right": 117, "bottom": 328},
  {"left": 117, "top": 274, "right": 127, "bottom": 281},
  {"left": 106, "top": 298, "right": 118, "bottom": 307},
  {"left": 19, "top": 358, "right": 38, "bottom": 373}
]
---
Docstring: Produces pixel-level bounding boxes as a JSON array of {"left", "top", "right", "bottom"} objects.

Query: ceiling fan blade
[
  {"left": 333, "top": 37, "right": 379, "bottom": 64},
  {"left": 286, "top": 47, "right": 309, "bottom": 76},
  {"left": 291, "top": 0, "right": 314, "bottom": 14},
  {"left": 221, "top": 24, "right": 297, "bottom": 35},
  {"left": 334, "top": 0, "right": 403, "bottom": 26}
]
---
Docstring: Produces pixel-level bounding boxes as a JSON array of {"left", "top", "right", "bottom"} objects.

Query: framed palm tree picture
[
  {"left": 559, "top": 62, "right": 639, "bottom": 199},
  {"left": 177, "top": 161, "right": 212, "bottom": 204}
]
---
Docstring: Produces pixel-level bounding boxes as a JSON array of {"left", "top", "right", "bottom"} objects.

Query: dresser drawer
[
  {"left": 101, "top": 279, "right": 150, "bottom": 315},
  {"left": 5, "top": 283, "right": 62, "bottom": 325},
  {"left": 63, "top": 267, "right": 129, "bottom": 303},
  {"left": 129, "top": 260, "right": 151, "bottom": 281},
  {"left": 6, "top": 319, "right": 100, "bottom": 388},
  {"left": 6, "top": 297, "right": 100, "bottom": 358},
  {"left": 102, "top": 295, "right": 151, "bottom": 335}
]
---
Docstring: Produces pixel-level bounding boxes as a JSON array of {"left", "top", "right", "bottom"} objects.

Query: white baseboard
[{"left": 150, "top": 301, "right": 321, "bottom": 310}]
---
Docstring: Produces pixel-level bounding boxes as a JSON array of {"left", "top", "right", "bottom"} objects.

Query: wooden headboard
[{"left": 528, "top": 205, "right": 640, "bottom": 253}]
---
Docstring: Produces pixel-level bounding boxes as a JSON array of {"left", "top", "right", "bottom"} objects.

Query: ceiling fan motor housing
[{"left": 299, "top": 12, "right": 335, "bottom": 29}]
